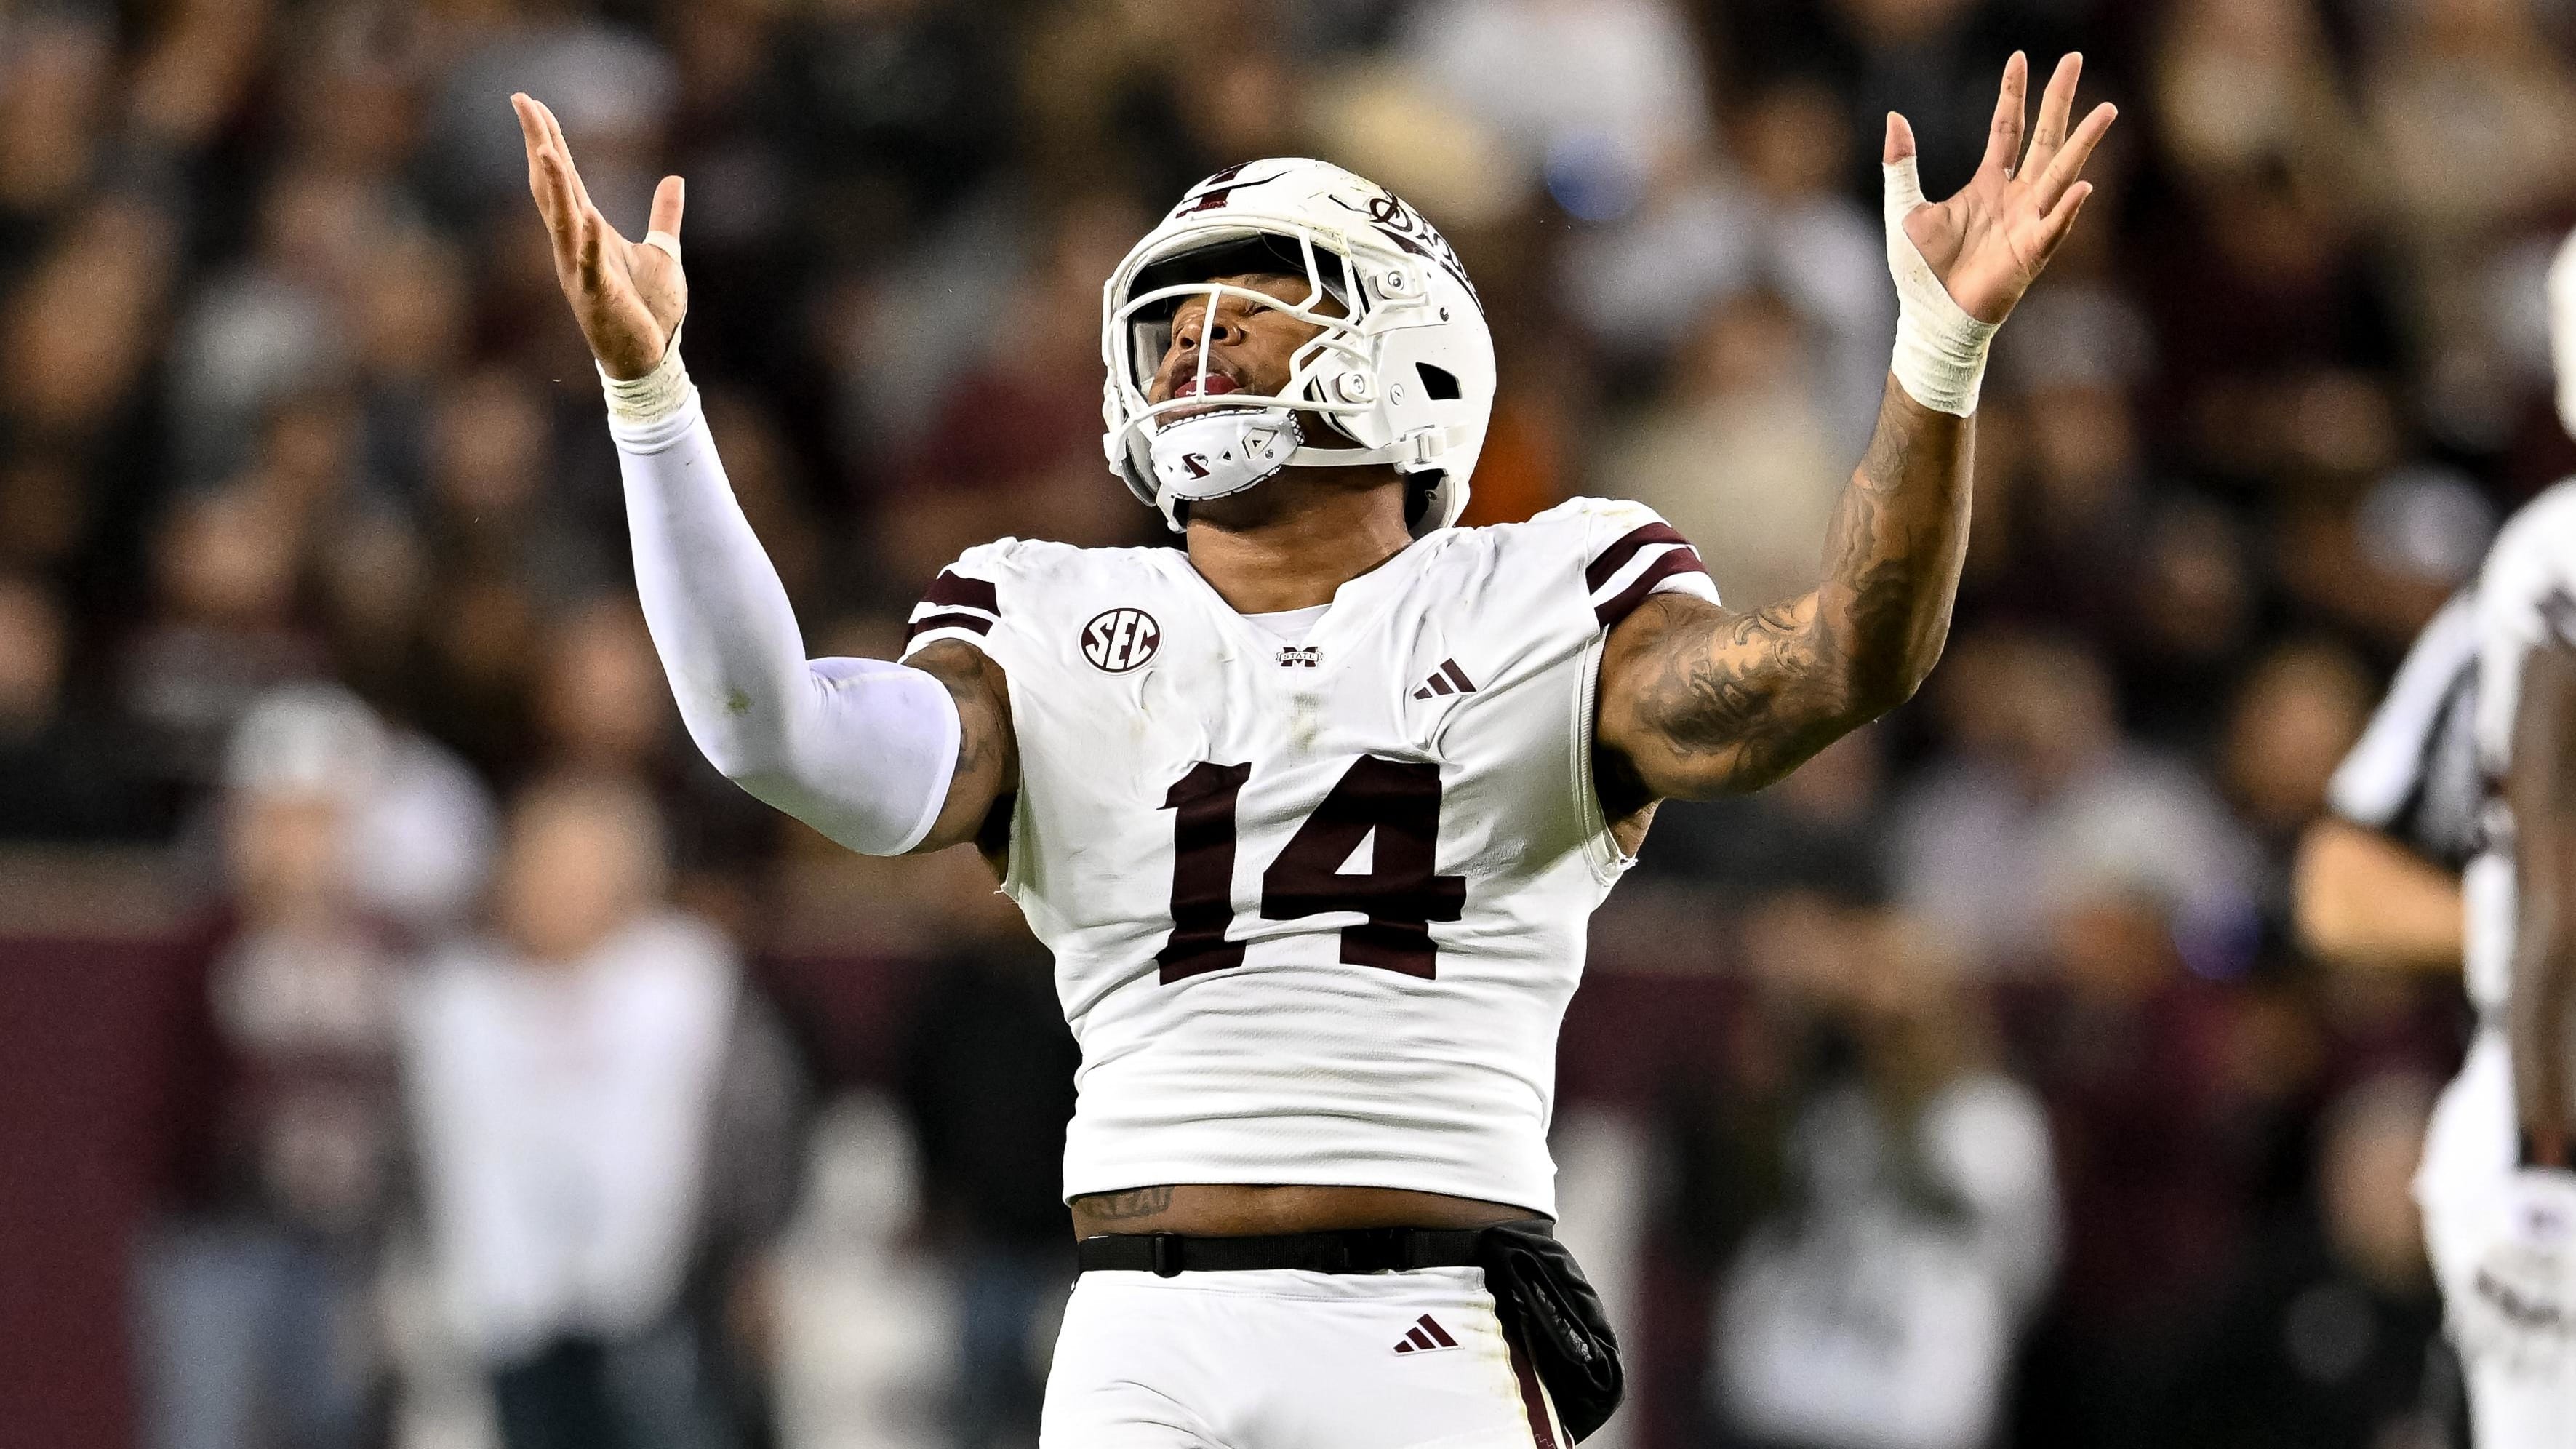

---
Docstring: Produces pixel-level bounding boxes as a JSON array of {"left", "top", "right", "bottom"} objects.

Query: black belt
[{"left": 1076, "top": 1224, "right": 1505, "bottom": 1277}]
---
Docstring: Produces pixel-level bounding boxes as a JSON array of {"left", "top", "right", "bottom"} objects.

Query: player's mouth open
[{"left": 1166, "top": 372, "right": 1252, "bottom": 418}]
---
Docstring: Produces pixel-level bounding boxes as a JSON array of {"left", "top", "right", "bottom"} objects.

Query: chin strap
[{"left": 1287, "top": 424, "right": 1459, "bottom": 471}]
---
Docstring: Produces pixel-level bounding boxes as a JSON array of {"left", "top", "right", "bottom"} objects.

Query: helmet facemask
[
  {"left": 1111, "top": 236, "right": 1380, "bottom": 524},
  {"left": 1100, "top": 160, "right": 1496, "bottom": 533}
]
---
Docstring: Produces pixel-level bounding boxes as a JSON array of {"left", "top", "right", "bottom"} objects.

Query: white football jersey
[
  {"left": 901, "top": 498, "right": 1718, "bottom": 1216},
  {"left": 2468, "top": 479, "right": 2576, "bottom": 1017},
  {"left": 2328, "top": 590, "right": 2481, "bottom": 871}
]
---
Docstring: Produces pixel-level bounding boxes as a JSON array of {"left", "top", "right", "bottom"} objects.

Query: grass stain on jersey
[
  {"left": 1291, "top": 693, "right": 1322, "bottom": 754},
  {"left": 722, "top": 688, "right": 753, "bottom": 716}
]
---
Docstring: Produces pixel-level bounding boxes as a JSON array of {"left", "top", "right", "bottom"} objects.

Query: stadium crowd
[{"left": 4, "top": 0, "right": 2569, "bottom": 1445}]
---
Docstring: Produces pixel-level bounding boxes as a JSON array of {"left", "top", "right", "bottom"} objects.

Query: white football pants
[
  {"left": 2418, "top": 1031, "right": 2576, "bottom": 1449},
  {"left": 1040, "top": 1265, "right": 1567, "bottom": 1448}
]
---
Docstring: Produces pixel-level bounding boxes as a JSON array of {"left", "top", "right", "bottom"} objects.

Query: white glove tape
[
  {"left": 599, "top": 319, "right": 691, "bottom": 426},
  {"left": 1884, "top": 156, "right": 1997, "bottom": 417}
]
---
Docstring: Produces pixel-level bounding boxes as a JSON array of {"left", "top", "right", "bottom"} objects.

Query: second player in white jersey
[
  {"left": 903, "top": 501, "right": 1716, "bottom": 1216},
  {"left": 2389, "top": 480, "right": 2576, "bottom": 1449}
]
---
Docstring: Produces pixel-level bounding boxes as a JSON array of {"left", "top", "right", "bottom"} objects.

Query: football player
[
  {"left": 2294, "top": 590, "right": 2476, "bottom": 975},
  {"left": 2298, "top": 233, "right": 2576, "bottom": 1446},
  {"left": 511, "top": 52, "right": 2112, "bottom": 1448}
]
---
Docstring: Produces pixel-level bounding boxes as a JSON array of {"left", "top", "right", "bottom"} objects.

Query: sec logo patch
[{"left": 1081, "top": 608, "right": 1161, "bottom": 672}]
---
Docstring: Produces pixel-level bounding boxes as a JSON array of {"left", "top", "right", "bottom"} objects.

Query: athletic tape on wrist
[
  {"left": 1884, "top": 156, "right": 1997, "bottom": 417},
  {"left": 599, "top": 318, "right": 690, "bottom": 426}
]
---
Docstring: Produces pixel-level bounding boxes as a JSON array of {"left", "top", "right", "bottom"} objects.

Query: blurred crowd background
[{"left": 2, "top": 0, "right": 2567, "bottom": 1445}]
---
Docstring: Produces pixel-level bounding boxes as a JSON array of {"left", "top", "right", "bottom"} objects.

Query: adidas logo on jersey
[
  {"left": 1410, "top": 659, "right": 1478, "bottom": 700},
  {"left": 1392, "top": 1314, "right": 1460, "bottom": 1354}
]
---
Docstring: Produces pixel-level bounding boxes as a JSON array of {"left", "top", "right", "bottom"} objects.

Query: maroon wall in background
[
  {"left": 0, "top": 936, "right": 198, "bottom": 1449},
  {"left": 0, "top": 929, "right": 1727, "bottom": 1449}
]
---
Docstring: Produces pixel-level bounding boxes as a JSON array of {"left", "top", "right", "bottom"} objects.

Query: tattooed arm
[
  {"left": 1597, "top": 380, "right": 1969, "bottom": 802},
  {"left": 904, "top": 641, "right": 1020, "bottom": 858},
  {"left": 1596, "top": 51, "right": 2112, "bottom": 808}
]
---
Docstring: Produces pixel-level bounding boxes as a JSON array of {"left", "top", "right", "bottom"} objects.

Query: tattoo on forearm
[
  {"left": 1082, "top": 1185, "right": 1174, "bottom": 1221},
  {"left": 908, "top": 642, "right": 1017, "bottom": 855},
  {"left": 1617, "top": 378, "right": 1969, "bottom": 795}
]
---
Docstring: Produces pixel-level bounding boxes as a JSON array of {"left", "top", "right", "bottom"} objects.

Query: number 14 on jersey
[{"left": 1158, "top": 756, "right": 1467, "bottom": 982}]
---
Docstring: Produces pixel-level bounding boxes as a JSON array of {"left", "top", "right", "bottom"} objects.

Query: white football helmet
[{"left": 1102, "top": 158, "right": 1497, "bottom": 532}]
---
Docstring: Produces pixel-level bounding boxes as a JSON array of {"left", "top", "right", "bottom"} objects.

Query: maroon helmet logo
[{"left": 1081, "top": 608, "right": 1161, "bottom": 673}]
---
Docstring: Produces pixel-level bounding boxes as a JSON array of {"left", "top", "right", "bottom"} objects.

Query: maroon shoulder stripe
[
  {"left": 1593, "top": 546, "right": 1706, "bottom": 628},
  {"left": 1585, "top": 521, "right": 1692, "bottom": 592},
  {"left": 905, "top": 611, "right": 994, "bottom": 640},
  {"left": 919, "top": 571, "right": 1000, "bottom": 614}
]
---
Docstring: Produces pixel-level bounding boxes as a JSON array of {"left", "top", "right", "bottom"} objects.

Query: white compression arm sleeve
[{"left": 609, "top": 350, "right": 960, "bottom": 855}]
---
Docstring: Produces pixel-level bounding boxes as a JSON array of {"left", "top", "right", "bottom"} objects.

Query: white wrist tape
[
  {"left": 1884, "top": 157, "right": 1997, "bottom": 416},
  {"left": 599, "top": 320, "right": 692, "bottom": 426}
]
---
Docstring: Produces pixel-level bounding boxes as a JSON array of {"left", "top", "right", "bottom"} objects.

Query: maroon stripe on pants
[{"left": 1505, "top": 1334, "right": 1561, "bottom": 1449}]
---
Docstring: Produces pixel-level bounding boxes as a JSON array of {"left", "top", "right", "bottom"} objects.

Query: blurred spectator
[
  {"left": 2170, "top": 1073, "right": 2446, "bottom": 1449},
  {"left": 1888, "top": 629, "right": 2261, "bottom": 973},
  {"left": 881, "top": 194, "right": 1155, "bottom": 580},
  {"left": 1719, "top": 0, "right": 2074, "bottom": 201},
  {"left": 1698, "top": 907, "right": 2058, "bottom": 1449},
  {"left": 1638, "top": 728, "right": 1889, "bottom": 909},
  {"left": 2111, "top": 497, "right": 2262, "bottom": 750},
  {"left": 1976, "top": 383, "right": 2154, "bottom": 639},
  {"left": 166, "top": 167, "right": 390, "bottom": 487},
  {"left": 1400, "top": 0, "right": 1711, "bottom": 221},
  {"left": 1569, "top": 78, "right": 1889, "bottom": 442},
  {"left": 2004, "top": 890, "right": 2293, "bottom": 1449},
  {"left": 532, "top": 598, "right": 674, "bottom": 780},
  {"left": 121, "top": 487, "right": 329, "bottom": 792},
  {"left": 423, "top": 5, "right": 675, "bottom": 231},
  {"left": 4, "top": 198, "right": 177, "bottom": 448},
  {"left": 2219, "top": 642, "right": 2374, "bottom": 863},
  {"left": 401, "top": 775, "right": 804, "bottom": 1449},
  {"left": 0, "top": 15, "right": 113, "bottom": 258},
  {"left": 759, "top": 0, "right": 1012, "bottom": 262},
  {"left": 1598, "top": 290, "right": 1849, "bottom": 610},
  {"left": 0, "top": 572, "right": 161, "bottom": 839},
  {"left": 767, "top": 1095, "right": 956, "bottom": 1449},
  {"left": 136, "top": 690, "right": 423, "bottom": 1449},
  {"left": 2364, "top": 0, "right": 2576, "bottom": 267},
  {"left": 899, "top": 944, "right": 1079, "bottom": 1449},
  {"left": 2153, "top": 0, "right": 2368, "bottom": 203}
]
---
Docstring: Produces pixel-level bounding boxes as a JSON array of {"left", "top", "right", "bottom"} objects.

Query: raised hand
[
  {"left": 1892, "top": 52, "right": 2116, "bottom": 325},
  {"left": 512, "top": 93, "right": 685, "bottom": 380}
]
